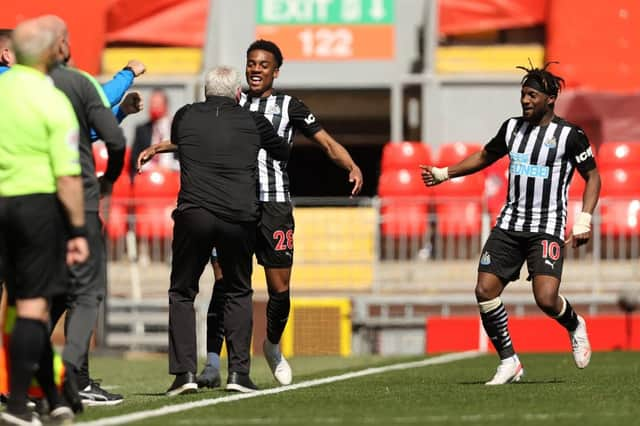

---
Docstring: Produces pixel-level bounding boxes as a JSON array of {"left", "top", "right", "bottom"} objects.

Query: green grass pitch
[{"left": 75, "top": 351, "right": 640, "bottom": 425}]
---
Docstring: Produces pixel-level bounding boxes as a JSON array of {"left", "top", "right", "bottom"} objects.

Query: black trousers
[
  {"left": 50, "top": 212, "right": 106, "bottom": 372},
  {"left": 169, "top": 207, "right": 256, "bottom": 375}
]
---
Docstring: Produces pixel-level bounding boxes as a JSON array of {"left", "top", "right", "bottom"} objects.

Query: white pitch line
[{"left": 76, "top": 351, "right": 482, "bottom": 426}]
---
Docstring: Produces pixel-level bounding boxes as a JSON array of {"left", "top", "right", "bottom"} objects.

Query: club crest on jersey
[
  {"left": 266, "top": 104, "right": 281, "bottom": 115},
  {"left": 544, "top": 137, "right": 557, "bottom": 148},
  {"left": 480, "top": 251, "right": 491, "bottom": 265}
]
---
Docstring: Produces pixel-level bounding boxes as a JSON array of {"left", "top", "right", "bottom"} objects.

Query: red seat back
[
  {"left": 381, "top": 142, "right": 431, "bottom": 171},
  {"left": 93, "top": 143, "right": 108, "bottom": 176},
  {"left": 378, "top": 168, "right": 429, "bottom": 198},
  {"left": 432, "top": 173, "right": 485, "bottom": 198},
  {"left": 435, "top": 142, "right": 482, "bottom": 167},
  {"left": 600, "top": 168, "right": 640, "bottom": 198},
  {"left": 598, "top": 141, "right": 640, "bottom": 170},
  {"left": 435, "top": 201, "right": 482, "bottom": 236},
  {"left": 600, "top": 200, "right": 640, "bottom": 237},
  {"left": 380, "top": 203, "right": 428, "bottom": 237},
  {"left": 133, "top": 167, "right": 180, "bottom": 201}
]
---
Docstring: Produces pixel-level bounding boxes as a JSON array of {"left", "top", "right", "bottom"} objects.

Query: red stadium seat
[
  {"left": 93, "top": 143, "right": 108, "bottom": 176},
  {"left": 135, "top": 204, "right": 176, "bottom": 239},
  {"left": 133, "top": 167, "right": 180, "bottom": 200},
  {"left": 432, "top": 173, "right": 485, "bottom": 198},
  {"left": 378, "top": 168, "right": 429, "bottom": 198},
  {"left": 133, "top": 167, "right": 180, "bottom": 239},
  {"left": 568, "top": 172, "right": 586, "bottom": 200},
  {"left": 381, "top": 142, "right": 432, "bottom": 171},
  {"left": 600, "top": 200, "right": 640, "bottom": 237},
  {"left": 104, "top": 174, "right": 132, "bottom": 240},
  {"left": 435, "top": 142, "right": 483, "bottom": 167},
  {"left": 93, "top": 144, "right": 132, "bottom": 179},
  {"left": 600, "top": 168, "right": 640, "bottom": 198},
  {"left": 598, "top": 141, "right": 640, "bottom": 171},
  {"left": 484, "top": 156, "right": 509, "bottom": 223},
  {"left": 432, "top": 174, "right": 485, "bottom": 237},
  {"left": 380, "top": 203, "right": 428, "bottom": 238}
]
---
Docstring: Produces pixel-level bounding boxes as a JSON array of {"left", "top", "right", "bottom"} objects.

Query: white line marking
[{"left": 76, "top": 351, "right": 481, "bottom": 426}]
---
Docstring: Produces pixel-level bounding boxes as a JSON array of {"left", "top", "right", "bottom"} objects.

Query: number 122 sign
[{"left": 256, "top": 0, "right": 395, "bottom": 61}]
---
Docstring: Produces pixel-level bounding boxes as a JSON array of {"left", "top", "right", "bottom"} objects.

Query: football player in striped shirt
[{"left": 421, "top": 62, "right": 601, "bottom": 385}]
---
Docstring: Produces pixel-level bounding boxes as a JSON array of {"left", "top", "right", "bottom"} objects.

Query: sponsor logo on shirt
[
  {"left": 304, "top": 113, "right": 316, "bottom": 125},
  {"left": 574, "top": 147, "right": 594, "bottom": 164},
  {"left": 266, "top": 104, "right": 281, "bottom": 115},
  {"left": 544, "top": 137, "right": 557, "bottom": 148},
  {"left": 480, "top": 251, "right": 491, "bottom": 265},
  {"left": 509, "top": 152, "right": 549, "bottom": 178}
]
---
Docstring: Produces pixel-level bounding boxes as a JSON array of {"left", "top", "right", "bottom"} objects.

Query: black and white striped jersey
[
  {"left": 485, "top": 116, "right": 596, "bottom": 239},
  {"left": 239, "top": 92, "right": 322, "bottom": 202}
]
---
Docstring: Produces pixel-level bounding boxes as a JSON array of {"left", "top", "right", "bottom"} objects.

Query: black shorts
[
  {"left": 0, "top": 194, "right": 68, "bottom": 300},
  {"left": 256, "top": 201, "right": 294, "bottom": 268},
  {"left": 478, "top": 227, "right": 564, "bottom": 283}
]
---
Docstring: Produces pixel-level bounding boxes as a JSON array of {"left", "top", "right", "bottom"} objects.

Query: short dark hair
[
  {"left": 0, "top": 29, "right": 12, "bottom": 42},
  {"left": 247, "top": 39, "right": 283, "bottom": 69},
  {"left": 517, "top": 60, "right": 565, "bottom": 97}
]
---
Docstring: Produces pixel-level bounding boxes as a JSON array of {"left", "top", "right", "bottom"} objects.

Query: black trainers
[
  {"left": 166, "top": 372, "right": 198, "bottom": 397},
  {"left": 79, "top": 379, "right": 124, "bottom": 406},
  {"left": 196, "top": 365, "right": 221, "bottom": 389},
  {"left": 226, "top": 372, "right": 258, "bottom": 393},
  {"left": 0, "top": 410, "right": 42, "bottom": 425}
]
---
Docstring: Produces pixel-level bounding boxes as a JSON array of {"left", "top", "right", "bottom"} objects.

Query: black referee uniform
[{"left": 168, "top": 95, "right": 288, "bottom": 382}]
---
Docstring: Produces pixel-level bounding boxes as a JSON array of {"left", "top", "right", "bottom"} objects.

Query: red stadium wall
[
  {"left": 1, "top": 1, "right": 107, "bottom": 75},
  {"left": 547, "top": 0, "right": 640, "bottom": 92},
  {"left": 426, "top": 315, "right": 640, "bottom": 354}
]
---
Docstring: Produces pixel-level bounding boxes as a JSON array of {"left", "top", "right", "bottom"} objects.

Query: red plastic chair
[
  {"left": 432, "top": 173, "right": 485, "bottom": 237},
  {"left": 380, "top": 203, "right": 428, "bottom": 238},
  {"left": 133, "top": 167, "right": 180, "bottom": 239},
  {"left": 435, "top": 142, "right": 483, "bottom": 167},
  {"left": 378, "top": 169, "right": 429, "bottom": 239},
  {"left": 381, "top": 142, "right": 431, "bottom": 172},
  {"left": 484, "top": 156, "right": 509, "bottom": 223},
  {"left": 93, "top": 143, "right": 108, "bottom": 176},
  {"left": 93, "top": 144, "right": 133, "bottom": 179},
  {"left": 600, "top": 168, "right": 640, "bottom": 198},
  {"left": 600, "top": 199, "right": 640, "bottom": 237},
  {"left": 598, "top": 141, "right": 640, "bottom": 171},
  {"left": 104, "top": 174, "right": 132, "bottom": 240},
  {"left": 378, "top": 168, "right": 429, "bottom": 198}
]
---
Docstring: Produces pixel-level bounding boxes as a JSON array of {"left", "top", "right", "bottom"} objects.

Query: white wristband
[
  {"left": 572, "top": 212, "right": 592, "bottom": 235},
  {"left": 431, "top": 166, "right": 449, "bottom": 184}
]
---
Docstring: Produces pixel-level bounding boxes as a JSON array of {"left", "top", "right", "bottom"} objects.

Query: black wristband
[
  {"left": 69, "top": 225, "right": 88, "bottom": 238},
  {"left": 122, "top": 66, "right": 135, "bottom": 75}
]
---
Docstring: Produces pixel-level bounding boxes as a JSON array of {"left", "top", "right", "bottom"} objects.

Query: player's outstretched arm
[
  {"left": 420, "top": 149, "right": 497, "bottom": 187},
  {"left": 567, "top": 168, "right": 601, "bottom": 248},
  {"left": 136, "top": 140, "right": 178, "bottom": 173},
  {"left": 310, "top": 130, "right": 363, "bottom": 196}
]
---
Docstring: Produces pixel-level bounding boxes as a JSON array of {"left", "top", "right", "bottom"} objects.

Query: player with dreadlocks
[{"left": 420, "top": 62, "right": 601, "bottom": 384}]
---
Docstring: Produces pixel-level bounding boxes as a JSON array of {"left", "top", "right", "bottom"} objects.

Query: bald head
[
  {"left": 38, "top": 15, "right": 70, "bottom": 64},
  {"left": 12, "top": 18, "right": 57, "bottom": 69}
]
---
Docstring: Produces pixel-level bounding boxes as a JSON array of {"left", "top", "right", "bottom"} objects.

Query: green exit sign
[{"left": 257, "top": 0, "right": 394, "bottom": 25}]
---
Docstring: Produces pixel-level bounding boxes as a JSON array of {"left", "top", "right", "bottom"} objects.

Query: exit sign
[{"left": 255, "top": 0, "right": 395, "bottom": 61}]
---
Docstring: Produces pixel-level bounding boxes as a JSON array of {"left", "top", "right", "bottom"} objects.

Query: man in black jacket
[
  {"left": 158, "top": 65, "right": 289, "bottom": 395},
  {"left": 42, "top": 15, "right": 127, "bottom": 409}
]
